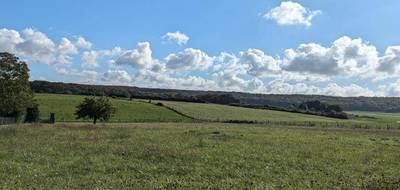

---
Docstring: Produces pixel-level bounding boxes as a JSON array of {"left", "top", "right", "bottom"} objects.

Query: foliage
[
  {"left": 75, "top": 97, "right": 116, "bottom": 124},
  {"left": 0, "top": 123, "right": 399, "bottom": 189},
  {"left": 0, "top": 52, "right": 33, "bottom": 118},
  {"left": 35, "top": 94, "right": 191, "bottom": 122},
  {"left": 297, "top": 100, "right": 348, "bottom": 119},
  {"left": 24, "top": 103, "right": 40, "bottom": 123}
]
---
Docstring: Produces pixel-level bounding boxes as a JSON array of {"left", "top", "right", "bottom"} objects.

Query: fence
[{"left": 0, "top": 117, "right": 16, "bottom": 125}]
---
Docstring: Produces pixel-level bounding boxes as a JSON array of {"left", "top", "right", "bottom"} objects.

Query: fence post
[{"left": 50, "top": 113, "right": 56, "bottom": 124}]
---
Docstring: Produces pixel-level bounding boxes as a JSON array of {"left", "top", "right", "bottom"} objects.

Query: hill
[{"left": 31, "top": 80, "right": 400, "bottom": 112}]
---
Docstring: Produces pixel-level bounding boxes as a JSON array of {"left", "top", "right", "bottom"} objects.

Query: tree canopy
[
  {"left": 75, "top": 97, "right": 116, "bottom": 124},
  {"left": 0, "top": 52, "right": 33, "bottom": 118}
]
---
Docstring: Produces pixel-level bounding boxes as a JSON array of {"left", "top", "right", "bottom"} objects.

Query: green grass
[
  {"left": 349, "top": 111, "right": 400, "bottom": 124},
  {"left": 35, "top": 93, "right": 400, "bottom": 128},
  {"left": 159, "top": 101, "right": 342, "bottom": 123},
  {"left": 0, "top": 123, "right": 399, "bottom": 189},
  {"left": 158, "top": 101, "right": 400, "bottom": 129},
  {"left": 35, "top": 94, "right": 191, "bottom": 123}
]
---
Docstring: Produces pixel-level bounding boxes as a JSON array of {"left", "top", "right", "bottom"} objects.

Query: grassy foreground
[
  {"left": 1, "top": 123, "right": 399, "bottom": 189},
  {"left": 35, "top": 94, "right": 191, "bottom": 123}
]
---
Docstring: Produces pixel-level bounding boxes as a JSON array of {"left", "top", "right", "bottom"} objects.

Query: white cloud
[
  {"left": 267, "top": 79, "right": 376, "bottom": 97},
  {"left": 0, "top": 28, "right": 23, "bottom": 52},
  {"left": 0, "top": 28, "right": 80, "bottom": 65},
  {"left": 377, "top": 46, "right": 400, "bottom": 74},
  {"left": 16, "top": 28, "right": 57, "bottom": 64},
  {"left": 102, "top": 70, "right": 132, "bottom": 84},
  {"left": 164, "top": 48, "right": 214, "bottom": 71},
  {"left": 264, "top": 1, "right": 321, "bottom": 27},
  {"left": 239, "top": 48, "right": 280, "bottom": 77},
  {"left": 58, "top": 37, "right": 78, "bottom": 55},
  {"left": 81, "top": 51, "right": 99, "bottom": 68},
  {"left": 162, "top": 31, "right": 189, "bottom": 45},
  {"left": 55, "top": 67, "right": 98, "bottom": 81},
  {"left": 282, "top": 36, "right": 379, "bottom": 76},
  {"left": 75, "top": 37, "right": 92, "bottom": 49},
  {"left": 115, "top": 42, "right": 153, "bottom": 69}
]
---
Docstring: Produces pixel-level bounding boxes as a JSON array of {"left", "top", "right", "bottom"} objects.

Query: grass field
[
  {"left": 160, "top": 101, "right": 342, "bottom": 123},
  {"left": 35, "top": 94, "right": 191, "bottom": 123},
  {"left": 0, "top": 123, "right": 399, "bottom": 189},
  {"left": 35, "top": 93, "right": 400, "bottom": 129},
  {"left": 158, "top": 101, "right": 400, "bottom": 128}
]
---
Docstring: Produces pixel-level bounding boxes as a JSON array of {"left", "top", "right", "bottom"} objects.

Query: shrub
[{"left": 25, "top": 103, "right": 40, "bottom": 123}]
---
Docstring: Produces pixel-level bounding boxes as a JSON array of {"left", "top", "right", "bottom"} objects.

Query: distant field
[
  {"left": 0, "top": 123, "right": 399, "bottom": 189},
  {"left": 159, "top": 101, "right": 341, "bottom": 123},
  {"left": 35, "top": 93, "right": 400, "bottom": 128},
  {"left": 156, "top": 101, "right": 400, "bottom": 128},
  {"left": 349, "top": 111, "right": 400, "bottom": 124},
  {"left": 35, "top": 94, "right": 191, "bottom": 123}
]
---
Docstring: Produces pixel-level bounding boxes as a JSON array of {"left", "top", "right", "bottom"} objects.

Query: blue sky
[{"left": 1, "top": 0, "right": 400, "bottom": 96}]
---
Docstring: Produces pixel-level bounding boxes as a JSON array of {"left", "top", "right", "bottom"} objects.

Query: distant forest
[{"left": 30, "top": 80, "right": 400, "bottom": 112}]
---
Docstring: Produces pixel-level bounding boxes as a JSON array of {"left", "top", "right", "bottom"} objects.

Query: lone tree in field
[
  {"left": 0, "top": 52, "right": 34, "bottom": 119},
  {"left": 75, "top": 97, "right": 116, "bottom": 124}
]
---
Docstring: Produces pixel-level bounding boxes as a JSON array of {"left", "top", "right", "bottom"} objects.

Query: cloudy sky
[{"left": 1, "top": 0, "right": 400, "bottom": 97}]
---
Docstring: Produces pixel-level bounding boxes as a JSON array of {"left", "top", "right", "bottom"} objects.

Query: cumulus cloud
[
  {"left": 58, "top": 38, "right": 78, "bottom": 54},
  {"left": 267, "top": 79, "right": 375, "bottom": 97},
  {"left": 81, "top": 51, "right": 99, "bottom": 68},
  {"left": 115, "top": 42, "right": 153, "bottom": 69},
  {"left": 75, "top": 37, "right": 92, "bottom": 49},
  {"left": 0, "top": 28, "right": 23, "bottom": 52},
  {"left": 377, "top": 46, "right": 400, "bottom": 74},
  {"left": 282, "top": 36, "right": 379, "bottom": 76},
  {"left": 264, "top": 1, "right": 321, "bottom": 27},
  {"left": 239, "top": 48, "right": 280, "bottom": 77},
  {"left": 102, "top": 70, "right": 132, "bottom": 84},
  {"left": 0, "top": 28, "right": 81, "bottom": 65},
  {"left": 164, "top": 48, "right": 214, "bottom": 71},
  {"left": 162, "top": 31, "right": 189, "bottom": 45}
]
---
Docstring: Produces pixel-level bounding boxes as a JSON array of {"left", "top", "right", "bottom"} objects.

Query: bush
[{"left": 25, "top": 104, "right": 40, "bottom": 123}]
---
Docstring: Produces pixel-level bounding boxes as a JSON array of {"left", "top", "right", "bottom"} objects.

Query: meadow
[
  {"left": 35, "top": 94, "right": 191, "bottom": 123},
  {"left": 35, "top": 93, "right": 400, "bottom": 129},
  {"left": 159, "top": 100, "right": 400, "bottom": 129},
  {"left": 0, "top": 123, "right": 399, "bottom": 189}
]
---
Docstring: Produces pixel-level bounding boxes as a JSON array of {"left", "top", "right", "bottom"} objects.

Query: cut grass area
[
  {"left": 35, "top": 93, "right": 191, "bottom": 123},
  {"left": 0, "top": 123, "right": 399, "bottom": 189}
]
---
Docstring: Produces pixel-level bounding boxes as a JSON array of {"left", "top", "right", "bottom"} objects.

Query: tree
[
  {"left": 75, "top": 97, "right": 116, "bottom": 124},
  {"left": 0, "top": 52, "right": 34, "bottom": 119}
]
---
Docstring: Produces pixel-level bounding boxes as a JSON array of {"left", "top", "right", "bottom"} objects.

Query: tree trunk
[{"left": 93, "top": 117, "right": 97, "bottom": 125}]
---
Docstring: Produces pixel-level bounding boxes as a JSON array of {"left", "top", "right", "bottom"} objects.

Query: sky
[{"left": 1, "top": 0, "right": 400, "bottom": 97}]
